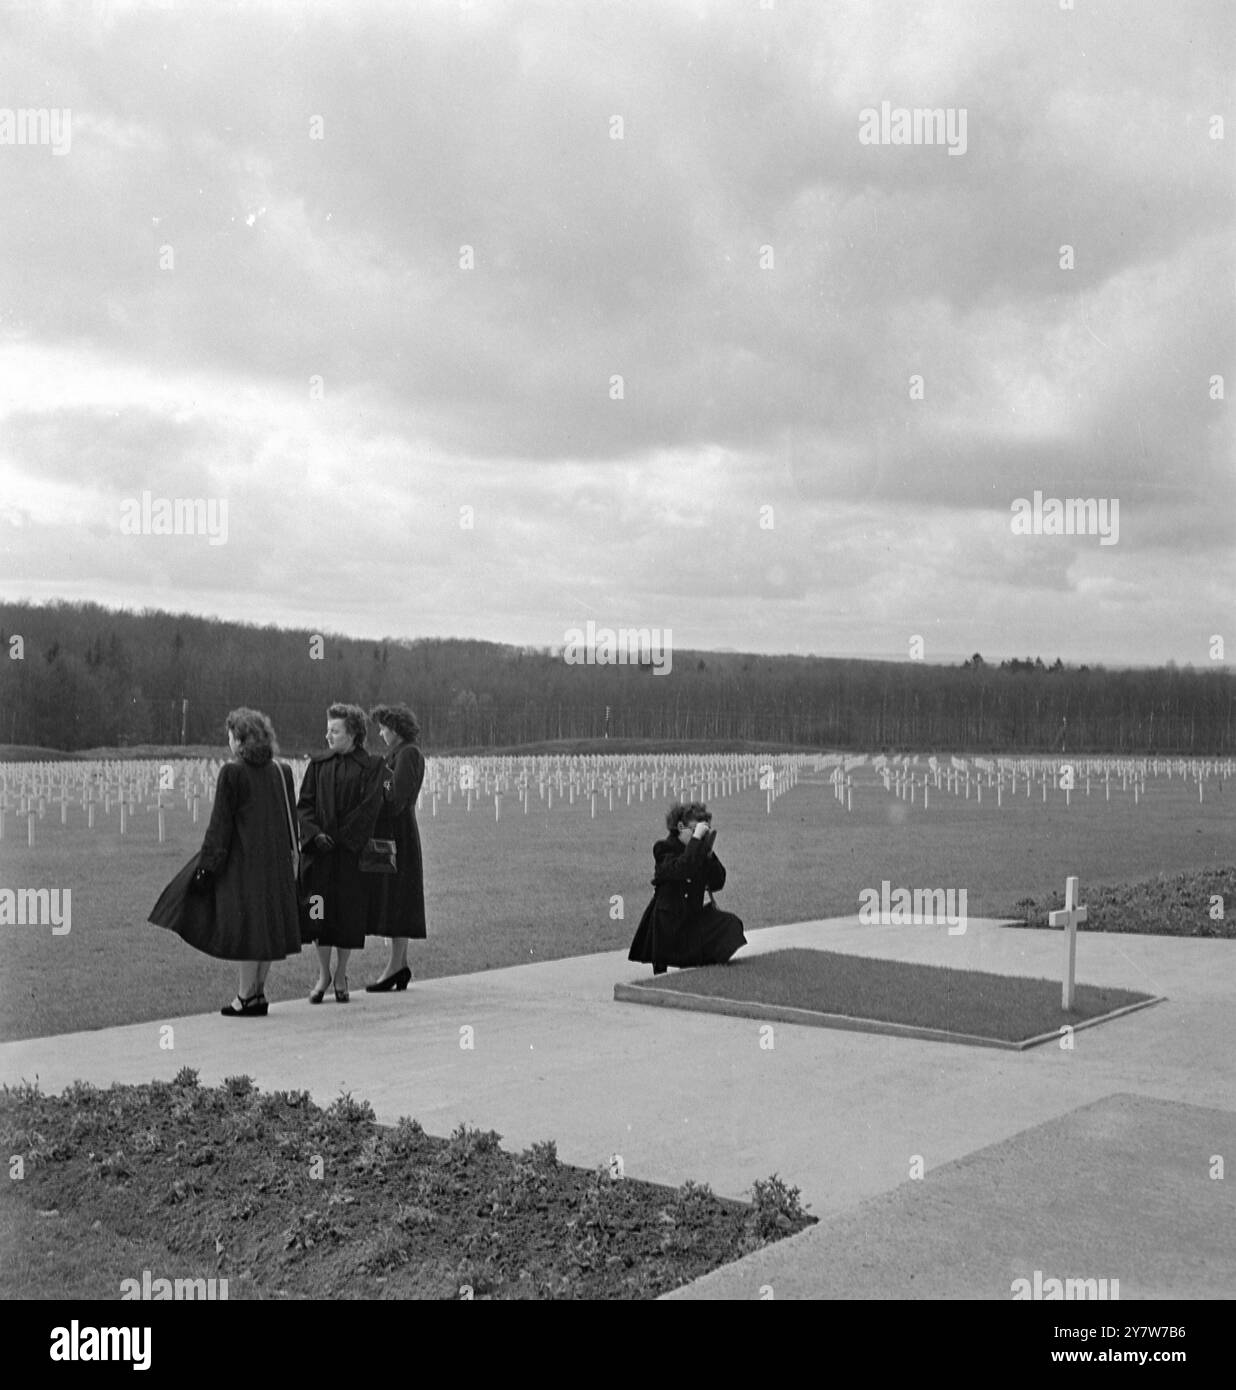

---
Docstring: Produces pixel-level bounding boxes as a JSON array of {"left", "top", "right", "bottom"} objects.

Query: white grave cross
[{"left": 1048, "top": 874, "right": 1088, "bottom": 1010}]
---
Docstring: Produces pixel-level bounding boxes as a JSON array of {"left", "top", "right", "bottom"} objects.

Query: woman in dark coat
[
  {"left": 297, "top": 702, "right": 385, "bottom": 1003},
  {"left": 149, "top": 708, "right": 301, "bottom": 1016},
  {"left": 628, "top": 801, "right": 746, "bottom": 975},
  {"left": 364, "top": 703, "right": 427, "bottom": 992}
]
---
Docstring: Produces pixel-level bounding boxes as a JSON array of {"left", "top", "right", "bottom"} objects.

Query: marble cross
[{"left": 1048, "top": 874, "right": 1088, "bottom": 1010}]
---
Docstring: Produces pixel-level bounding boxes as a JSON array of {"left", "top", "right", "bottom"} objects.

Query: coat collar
[{"left": 311, "top": 745, "right": 370, "bottom": 764}]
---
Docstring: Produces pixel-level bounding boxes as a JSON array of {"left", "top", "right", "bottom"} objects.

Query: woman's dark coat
[
  {"left": 627, "top": 833, "right": 745, "bottom": 969},
  {"left": 296, "top": 745, "right": 385, "bottom": 949},
  {"left": 149, "top": 750, "right": 301, "bottom": 961},
  {"left": 366, "top": 740, "right": 427, "bottom": 940}
]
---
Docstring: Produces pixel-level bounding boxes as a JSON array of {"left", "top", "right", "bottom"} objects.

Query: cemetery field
[
  {"left": 625, "top": 948, "right": 1158, "bottom": 1045},
  {"left": 0, "top": 753, "right": 1233, "bottom": 1042}
]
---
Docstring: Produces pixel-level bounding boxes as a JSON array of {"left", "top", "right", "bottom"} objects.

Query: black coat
[
  {"left": 149, "top": 753, "right": 301, "bottom": 961},
  {"left": 628, "top": 833, "right": 731, "bottom": 967},
  {"left": 366, "top": 740, "right": 427, "bottom": 940},
  {"left": 296, "top": 745, "right": 384, "bottom": 949}
]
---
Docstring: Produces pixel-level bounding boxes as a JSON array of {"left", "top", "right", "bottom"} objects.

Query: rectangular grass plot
[{"left": 616, "top": 948, "right": 1163, "bottom": 1048}]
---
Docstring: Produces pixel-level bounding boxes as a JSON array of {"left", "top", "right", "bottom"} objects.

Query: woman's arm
[
  {"left": 705, "top": 850, "right": 727, "bottom": 892},
  {"left": 336, "top": 755, "right": 385, "bottom": 853},
  {"left": 386, "top": 744, "right": 425, "bottom": 813},
  {"left": 296, "top": 759, "right": 324, "bottom": 848},
  {"left": 652, "top": 835, "right": 709, "bottom": 884},
  {"left": 198, "top": 763, "right": 238, "bottom": 873}
]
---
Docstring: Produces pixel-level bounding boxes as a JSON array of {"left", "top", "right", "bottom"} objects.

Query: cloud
[{"left": 0, "top": 0, "right": 1231, "bottom": 665}]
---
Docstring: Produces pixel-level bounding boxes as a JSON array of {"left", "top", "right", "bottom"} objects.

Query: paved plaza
[{"left": 3, "top": 917, "right": 1231, "bottom": 1297}]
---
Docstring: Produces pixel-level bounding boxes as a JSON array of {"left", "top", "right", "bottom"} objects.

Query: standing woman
[
  {"left": 149, "top": 708, "right": 301, "bottom": 1016},
  {"left": 364, "top": 703, "right": 427, "bottom": 991},
  {"left": 297, "top": 702, "right": 384, "bottom": 1003}
]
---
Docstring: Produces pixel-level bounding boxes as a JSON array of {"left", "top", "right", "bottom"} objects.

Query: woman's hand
[{"left": 692, "top": 821, "right": 711, "bottom": 840}]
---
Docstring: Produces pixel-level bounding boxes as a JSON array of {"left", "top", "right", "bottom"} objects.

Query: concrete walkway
[{"left": 2, "top": 917, "right": 1232, "bottom": 1298}]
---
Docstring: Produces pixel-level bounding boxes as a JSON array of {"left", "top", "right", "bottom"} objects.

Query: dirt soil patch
[
  {"left": 1007, "top": 867, "right": 1236, "bottom": 938},
  {"left": 0, "top": 1072, "right": 815, "bottom": 1300}
]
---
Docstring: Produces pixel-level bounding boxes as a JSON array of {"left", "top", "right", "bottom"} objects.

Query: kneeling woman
[{"left": 628, "top": 801, "right": 746, "bottom": 974}]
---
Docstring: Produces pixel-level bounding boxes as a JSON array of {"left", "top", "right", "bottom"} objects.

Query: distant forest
[{"left": 0, "top": 601, "right": 1233, "bottom": 754}]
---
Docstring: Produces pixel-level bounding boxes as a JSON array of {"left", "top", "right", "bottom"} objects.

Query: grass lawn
[
  {"left": 0, "top": 766, "right": 1230, "bottom": 1041},
  {"left": 634, "top": 947, "right": 1157, "bottom": 1043},
  {"left": 0, "top": 1073, "right": 813, "bottom": 1300}
]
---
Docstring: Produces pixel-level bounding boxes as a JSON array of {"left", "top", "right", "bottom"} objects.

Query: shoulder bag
[{"left": 277, "top": 762, "right": 301, "bottom": 885}]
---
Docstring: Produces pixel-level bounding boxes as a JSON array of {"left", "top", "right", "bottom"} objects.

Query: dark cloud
[{"left": 0, "top": 0, "right": 1231, "bottom": 663}]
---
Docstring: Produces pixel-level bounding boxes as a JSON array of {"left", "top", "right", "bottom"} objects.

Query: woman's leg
[
  {"left": 254, "top": 960, "right": 272, "bottom": 991},
  {"left": 385, "top": 936, "right": 409, "bottom": 977},
  {"left": 237, "top": 961, "right": 262, "bottom": 1000},
  {"left": 335, "top": 947, "right": 351, "bottom": 989},
  {"left": 314, "top": 945, "right": 333, "bottom": 991}
]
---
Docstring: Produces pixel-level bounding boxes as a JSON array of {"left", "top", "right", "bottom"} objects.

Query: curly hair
[
  {"left": 369, "top": 702, "right": 421, "bottom": 744},
  {"left": 226, "top": 707, "right": 278, "bottom": 764},
  {"left": 664, "top": 801, "right": 711, "bottom": 834},
  {"left": 326, "top": 702, "right": 369, "bottom": 747}
]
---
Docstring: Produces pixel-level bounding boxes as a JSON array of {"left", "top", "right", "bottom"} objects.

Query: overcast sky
[{"left": 1, "top": 0, "right": 1232, "bottom": 666}]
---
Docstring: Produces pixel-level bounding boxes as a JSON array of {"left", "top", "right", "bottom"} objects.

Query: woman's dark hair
[
  {"left": 665, "top": 801, "right": 711, "bottom": 834},
  {"left": 326, "top": 702, "right": 368, "bottom": 747},
  {"left": 369, "top": 703, "right": 420, "bottom": 744},
  {"left": 226, "top": 707, "right": 278, "bottom": 764}
]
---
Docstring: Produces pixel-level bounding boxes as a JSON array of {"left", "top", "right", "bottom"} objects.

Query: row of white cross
[{"left": 1, "top": 752, "right": 824, "bottom": 836}]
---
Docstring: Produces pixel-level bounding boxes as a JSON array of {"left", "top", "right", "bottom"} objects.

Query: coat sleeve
[
  {"left": 705, "top": 850, "right": 727, "bottom": 892},
  {"left": 296, "top": 759, "right": 324, "bottom": 848},
  {"left": 198, "top": 763, "right": 238, "bottom": 873},
  {"left": 386, "top": 745, "right": 425, "bottom": 813},
  {"left": 336, "top": 755, "right": 385, "bottom": 853},
  {"left": 652, "top": 836, "right": 708, "bottom": 885}
]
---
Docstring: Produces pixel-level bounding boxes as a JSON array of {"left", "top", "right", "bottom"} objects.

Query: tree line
[{"left": 0, "top": 600, "right": 1232, "bottom": 754}]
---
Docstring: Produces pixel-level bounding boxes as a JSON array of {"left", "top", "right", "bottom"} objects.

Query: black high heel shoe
[
  {"left": 334, "top": 975, "right": 350, "bottom": 1004},
  {"left": 365, "top": 966, "right": 411, "bottom": 993},
  {"left": 309, "top": 977, "right": 331, "bottom": 1005},
  {"left": 222, "top": 990, "right": 267, "bottom": 1017}
]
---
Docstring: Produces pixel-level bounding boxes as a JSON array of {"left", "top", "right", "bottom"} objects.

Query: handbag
[
  {"left": 277, "top": 762, "right": 301, "bottom": 885},
  {"left": 359, "top": 837, "right": 398, "bottom": 874}
]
